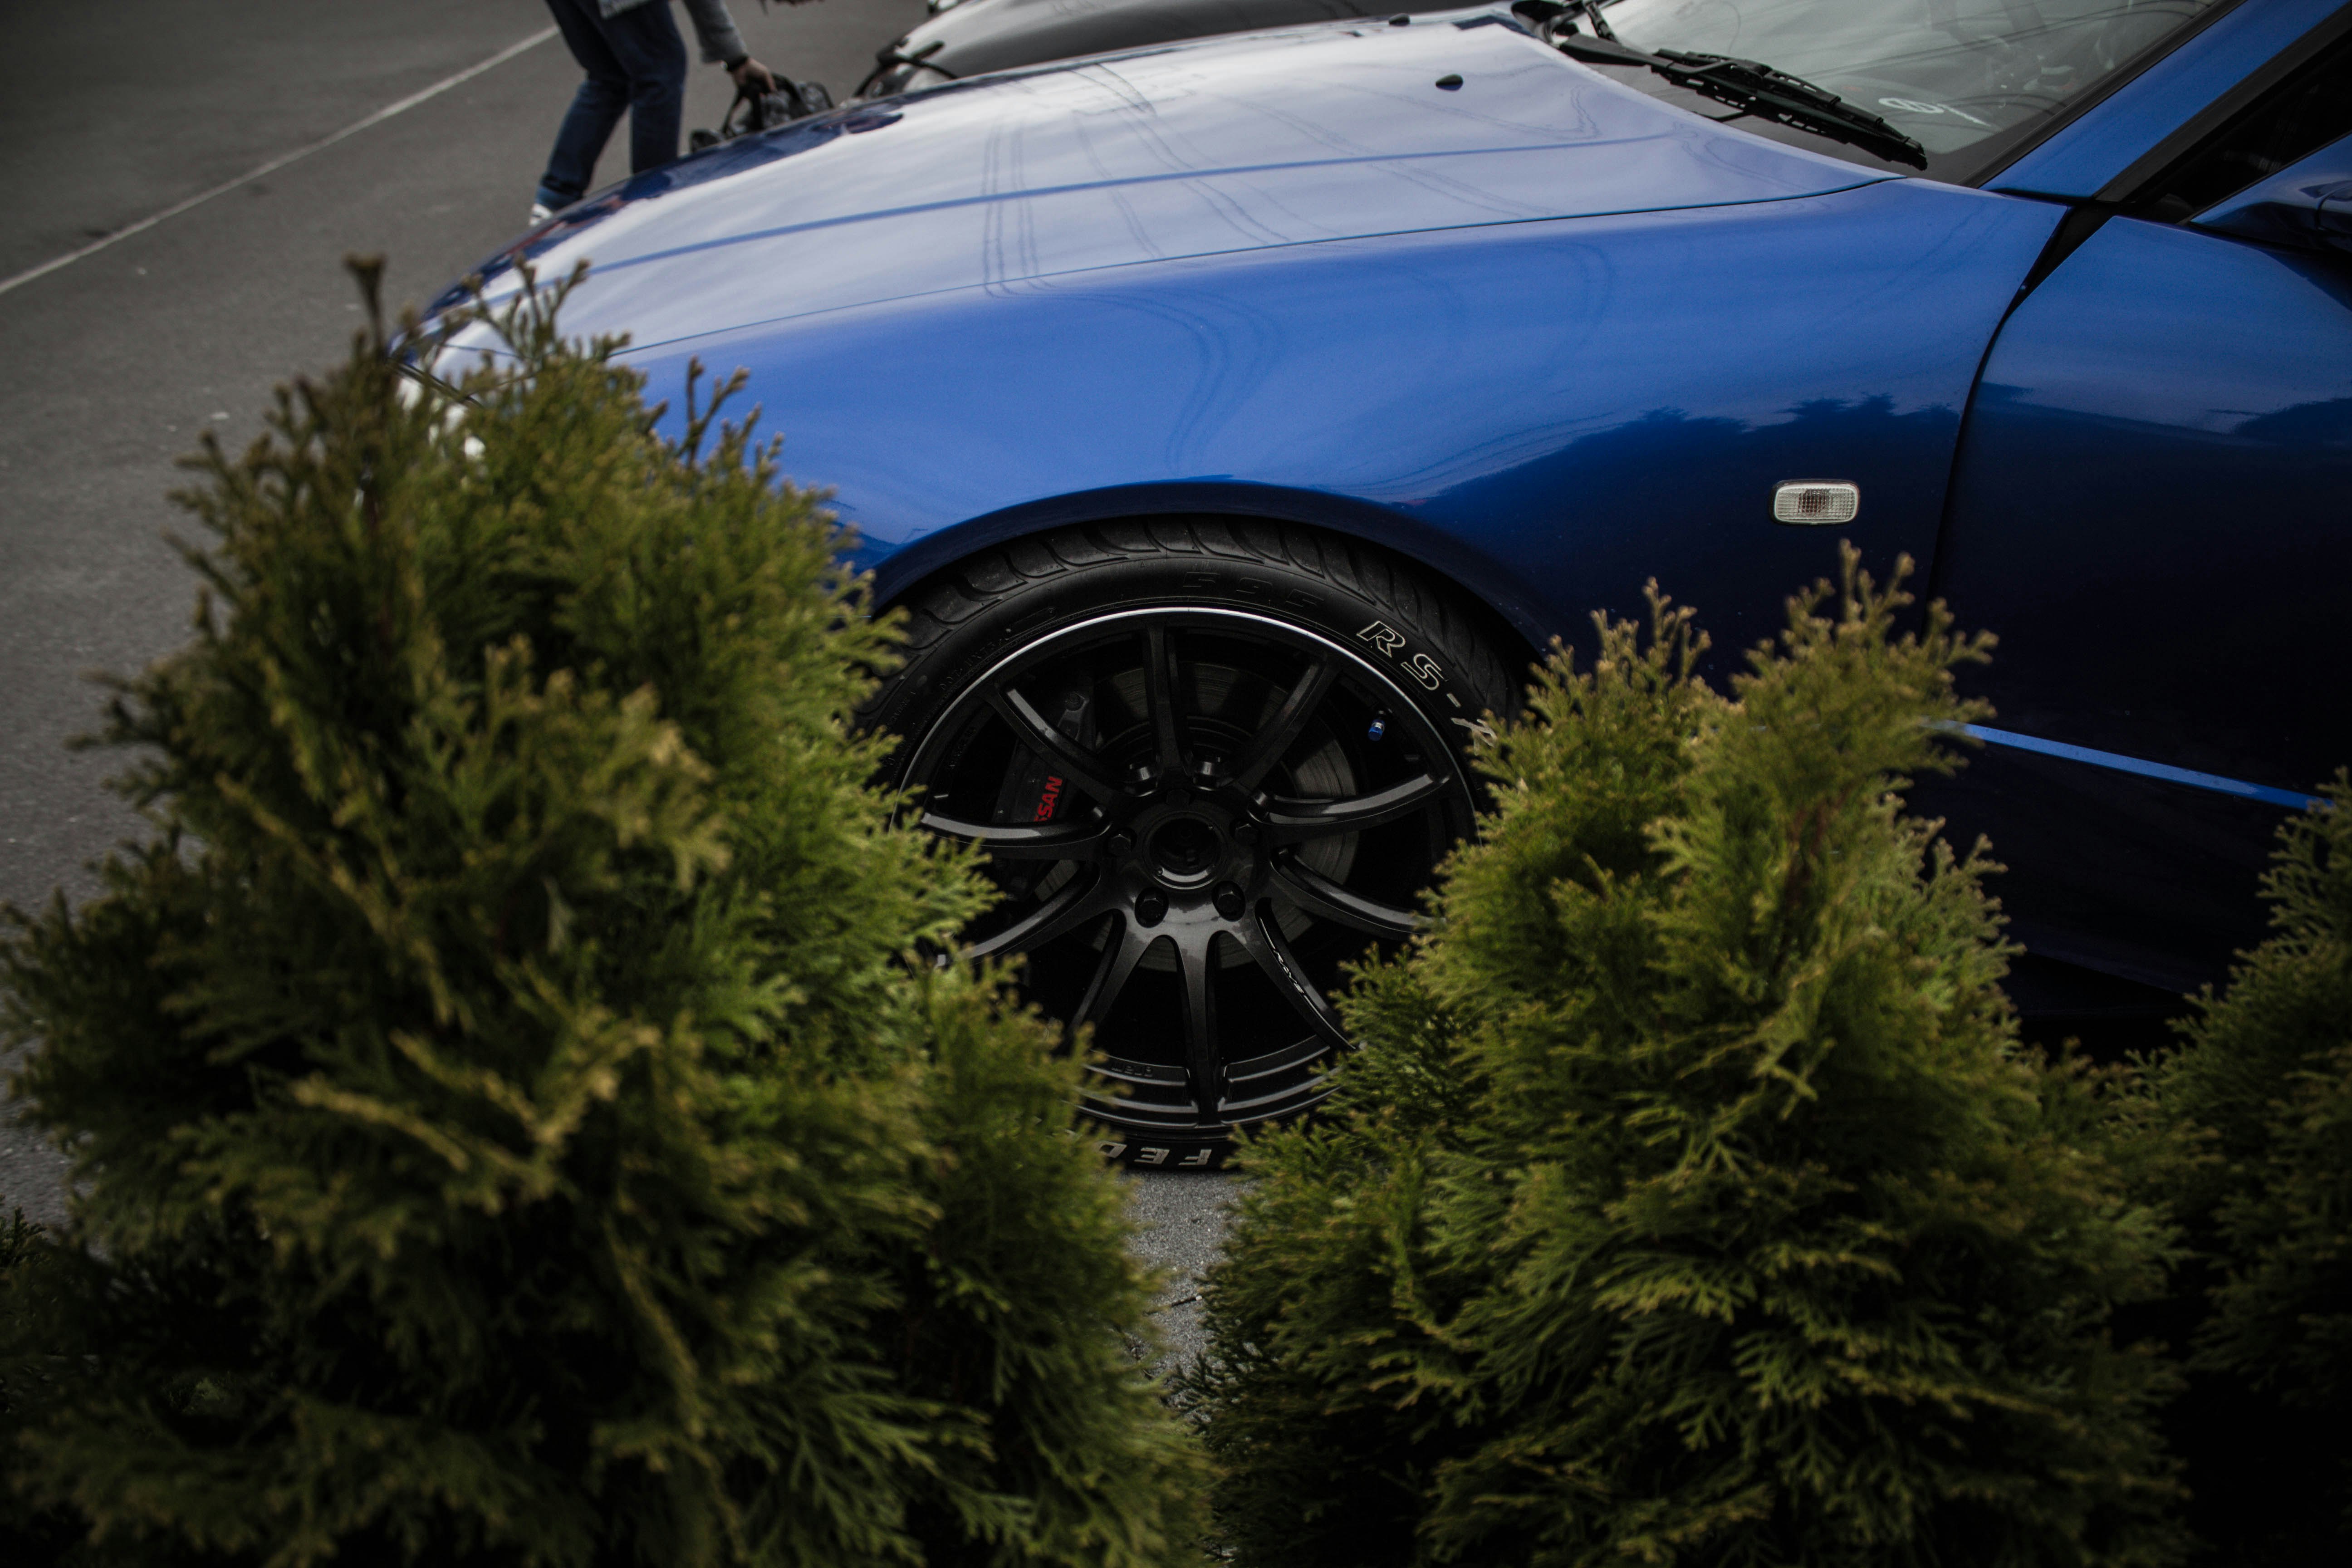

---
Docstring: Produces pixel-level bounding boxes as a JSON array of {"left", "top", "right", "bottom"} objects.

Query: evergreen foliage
[
  {"left": 2149, "top": 775, "right": 2352, "bottom": 1560},
  {"left": 1181, "top": 552, "right": 2184, "bottom": 1568},
  {"left": 0, "top": 261, "right": 1200, "bottom": 1568},
  {"left": 0, "top": 1203, "right": 88, "bottom": 1566}
]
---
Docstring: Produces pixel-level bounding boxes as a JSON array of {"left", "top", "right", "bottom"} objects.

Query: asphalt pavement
[{"left": 0, "top": 0, "right": 1235, "bottom": 1363}]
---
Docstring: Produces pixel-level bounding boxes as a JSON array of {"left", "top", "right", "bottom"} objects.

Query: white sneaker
[{"left": 529, "top": 201, "right": 554, "bottom": 225}]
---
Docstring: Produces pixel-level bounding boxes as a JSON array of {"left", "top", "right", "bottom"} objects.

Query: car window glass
[
  {"left": 2132, "top": 30, "right": 2352, "bottom": 219},
  {"left": 1591, "top": 0, "right": 2227, "bottom": 168}
]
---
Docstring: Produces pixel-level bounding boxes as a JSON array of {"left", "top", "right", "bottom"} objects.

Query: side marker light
[{"left": 1772, "top": 480, "right": 1860, "bottom": 525}]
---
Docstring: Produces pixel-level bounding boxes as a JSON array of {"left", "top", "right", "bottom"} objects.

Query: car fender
[{"left": 616, "top": 176, "right": 2059, "bottom": 658}]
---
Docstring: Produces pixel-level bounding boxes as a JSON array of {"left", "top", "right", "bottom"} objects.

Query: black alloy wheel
[{"left": 867, "top": 520, "right": 1517, "bottom": 1166}]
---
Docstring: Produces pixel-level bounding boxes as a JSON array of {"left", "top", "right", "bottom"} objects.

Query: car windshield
[{"left": 1588, "top": 0, "right": 2230, "bottom": 173}]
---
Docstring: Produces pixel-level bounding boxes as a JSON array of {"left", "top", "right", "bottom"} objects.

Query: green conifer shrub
[
  {"left": 0, "top": 1202, "right": 89, "bottom": 1566},
  {"left": 0, "top": 261, "right": 1200, "bottom": 1568},
  {"left": 2148, "top": 776, "right": 2352, "bottom": 1563},
  {"left": 1182, "top": 552, "right": 2184, "bottom": 1568}
]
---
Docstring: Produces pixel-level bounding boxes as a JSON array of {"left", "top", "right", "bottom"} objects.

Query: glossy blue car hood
[{"left": 445, "top": 13, "right": 1891, "bottom": 353}]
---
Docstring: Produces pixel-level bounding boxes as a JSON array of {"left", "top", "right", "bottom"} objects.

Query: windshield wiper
[{"left": 1553, "top": 29, "right": 1928, "bottom": 170}]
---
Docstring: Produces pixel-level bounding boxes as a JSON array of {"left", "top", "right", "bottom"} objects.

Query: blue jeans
[{"left": 537, "top": 0, "right": 688, "bottom": 210}]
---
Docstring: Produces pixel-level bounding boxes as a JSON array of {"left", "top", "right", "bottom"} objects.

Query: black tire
[{"left": 864, "top": 517, "right": 1519, "bottom": 1168}]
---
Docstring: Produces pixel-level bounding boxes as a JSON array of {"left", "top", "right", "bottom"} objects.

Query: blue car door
[{"left": 1931, "top": 37, "right": 2352, "bottom": 988}]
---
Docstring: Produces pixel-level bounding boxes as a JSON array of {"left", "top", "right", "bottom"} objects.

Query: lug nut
[
  {"left": 1109, "top": 830, "right": 1136, "bottom": 856},
  {"left": 1213, "top": 882, "right": 1246, "bottom": 921},
  {"left": 1231, "top": 820, "right": 1259, "bottom": 846},
  {"left": 1135, "top": 889, "right": 1169, "bottom": 927}
]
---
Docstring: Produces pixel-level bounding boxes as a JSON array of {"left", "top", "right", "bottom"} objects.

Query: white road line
[{"left": 0, "top": 26, "right": 559, "bottom": 302}]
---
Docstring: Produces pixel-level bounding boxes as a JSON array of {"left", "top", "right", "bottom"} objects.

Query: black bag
[{"left": 688, "top": 78, "right": 835, "bottom": 151}]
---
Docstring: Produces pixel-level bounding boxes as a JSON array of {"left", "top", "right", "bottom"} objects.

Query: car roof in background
[{"left": 872, "top": 0, "right": 1495, "bottom": 87}]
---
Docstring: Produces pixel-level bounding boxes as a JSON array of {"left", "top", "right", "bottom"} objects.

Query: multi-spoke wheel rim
[{"left": 902, "top": 607, "right": 1475, "bottom": 1138}]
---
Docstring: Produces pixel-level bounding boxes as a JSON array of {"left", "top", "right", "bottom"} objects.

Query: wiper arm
[{"left": 1554, "top": 31, "right": 1927, "bottom": 170}]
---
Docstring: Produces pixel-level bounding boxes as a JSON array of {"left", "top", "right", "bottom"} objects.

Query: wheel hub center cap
[{"left": 1147, "top": 814, "right": 1225, "bottom": 886}]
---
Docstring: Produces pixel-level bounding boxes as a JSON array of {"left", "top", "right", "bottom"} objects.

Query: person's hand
[{"left": 728, "top": 57, "right": 778, "bottom": 93}]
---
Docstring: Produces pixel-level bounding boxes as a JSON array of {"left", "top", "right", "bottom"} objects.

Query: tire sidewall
[{"left": 871, "top": 545, "right": 1507, "bottom": 782}]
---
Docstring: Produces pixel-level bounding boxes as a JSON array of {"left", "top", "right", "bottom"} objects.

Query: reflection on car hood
[{"left": 439, "top": 14, "right": 1892, "bottom": 355}]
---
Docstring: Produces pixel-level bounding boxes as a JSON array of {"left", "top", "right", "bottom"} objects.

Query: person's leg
[
  {"left": 598, "top": 1, "right": 690, "bottom": 176},
  {"left": 538, "top": 0, "right": 630, "bottom": 209}
]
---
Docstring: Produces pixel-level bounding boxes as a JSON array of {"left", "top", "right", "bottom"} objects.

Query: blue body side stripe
[{"left": 1959, "top": 724, "right": 2327, "bottom": 812}]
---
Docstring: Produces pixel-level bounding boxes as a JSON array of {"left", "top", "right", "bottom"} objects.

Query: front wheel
[{"left": 864, "top": 519, "right": 1517, "bottom": 1166}]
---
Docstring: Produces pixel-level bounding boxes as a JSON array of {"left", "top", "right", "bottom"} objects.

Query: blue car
[{"left": 435, "top": 0, "right": 2352, "bottom": 1163}]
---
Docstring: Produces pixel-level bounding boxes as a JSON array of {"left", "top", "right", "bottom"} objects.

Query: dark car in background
[
  {"left": 444, "top": 0, "right": 2352, "bottom": 1164},
  {"left": 859, "top": 0, "right": 1486, "bottom": 96}
]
